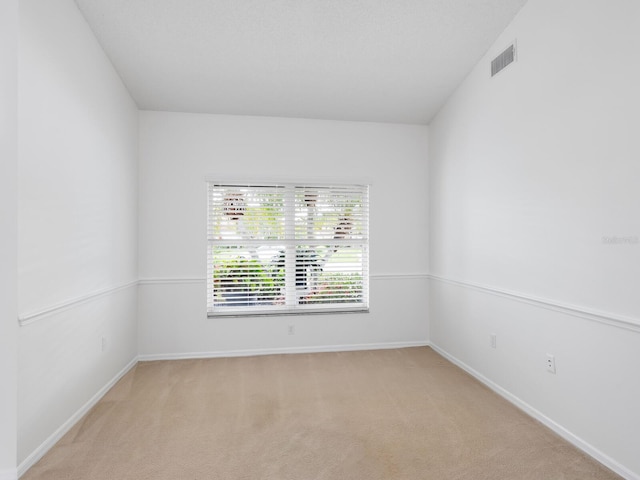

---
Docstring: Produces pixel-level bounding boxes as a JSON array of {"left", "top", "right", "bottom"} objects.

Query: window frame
[{"left": 206, "top": 180, "right": 370, "bottom": 317}]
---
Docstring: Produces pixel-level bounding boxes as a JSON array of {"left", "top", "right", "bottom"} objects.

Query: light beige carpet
[{"left": 23, "top": 347, "right": 621, "bottom": 479}]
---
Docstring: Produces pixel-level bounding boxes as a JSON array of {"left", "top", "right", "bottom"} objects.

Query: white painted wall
[
  {"left": 0, "top": 1, "right": 19, "bottom": 478},
  {"left": 17, "top": 0, "right": 139, "bottom": 468},
  {"left": 138, "top": 112, "right": 429, "bottom": 357},
  {"left": 429, "top": 0, "right": 640, "bottom": 478}
]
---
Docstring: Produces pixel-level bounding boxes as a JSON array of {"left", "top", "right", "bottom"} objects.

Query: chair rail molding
[
  {"left": 428, "top": 274, "right": 640, "bottom": 333},
  {"left": 18, "top": 280, "right": 138, "bottom": 326},
  {"left": 138, "top": 274, "right": 429, "bottom": 284},
  {"left": 138, "top": 277, "right": 206, "bottom": 285}
]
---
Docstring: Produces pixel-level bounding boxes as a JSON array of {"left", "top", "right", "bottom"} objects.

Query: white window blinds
[{"left": 207, "top": 182, "right": 369, "bottom": 316}]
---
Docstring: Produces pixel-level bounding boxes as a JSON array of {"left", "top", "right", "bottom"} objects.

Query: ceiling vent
[{"left": 491, "top": 42, "right": 516, "bottom": 77}]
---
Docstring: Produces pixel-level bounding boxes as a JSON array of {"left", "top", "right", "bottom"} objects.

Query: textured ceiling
[{"left": 74, "top": 0, "right": 528, "bottom": 124}]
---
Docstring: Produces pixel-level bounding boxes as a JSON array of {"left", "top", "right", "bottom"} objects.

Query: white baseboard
[
  {"left": 429, "top": 343, "right": 638, "bottom": 480},
  {"left": 0, "top": 469, "right": 17, "bottom": 480},
  {"left": 18, "top": 357, "right": 138, "bottom": 478},
  {"left": 138, "top": 341, "right": 429, "bottom": 361}
]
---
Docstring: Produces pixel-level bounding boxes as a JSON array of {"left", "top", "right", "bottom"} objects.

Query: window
[{"left": 207, "top": 182, "right": 369, "bottom": 316}]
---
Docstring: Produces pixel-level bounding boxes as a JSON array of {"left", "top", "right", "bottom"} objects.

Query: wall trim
[
  {"left": 17, "top": 273, "right": 428, "bottom": 324},
  {"left": 138, "top": 341, "right": 429, "bottom": 362},
  {"left": 138, "top": 277, "right": 205, "bottom": 285},
  {"left": 137, "top": 274, "right": 429, "bottom": 286},
  {"left": 17, "top": 357, "right": 138, "bottom": 478},
  {"left": 428, "top": 274, "right": 640, "bottom": 333},
  {"left": 0, "top": 469, "right": 17, "bottom": 480},
  {"left": 429, "top": 343, "right": 639, "bottom": 480},
  {"left": 18, "top": 280, "right": 138, "bottom": 326},
  {"left": 372, "top": 273, "right": 429, "bottom": 280}
]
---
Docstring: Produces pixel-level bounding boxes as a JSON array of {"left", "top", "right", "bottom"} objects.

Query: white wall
[
  {"left": 0, "top": 0, "right": 19, "bottom": 478},
  {"left": 17, "top": 0, "right": 139, "bottom": 468},
  {"left": 429, "top": 0, "right": 640, "bottom": 478},
  {"left": 138, "top": 112, "right": 429, "bottom": 357}
]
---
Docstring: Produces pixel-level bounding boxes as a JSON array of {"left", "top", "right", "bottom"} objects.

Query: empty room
[{"left": 1, "top": 0, "right": 639, "bottom": 479}]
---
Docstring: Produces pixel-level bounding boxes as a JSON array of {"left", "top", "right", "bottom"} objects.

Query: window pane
[
  {"left": 296, "top": 246, "right": 366, "bottom": 305},
  {"left": 209, "top": 186, "right": 285, "bottom": 241},
  {"left": 295, "top": 186, "right": 367, "bottom": 240},
  {"left": 207, "top": 182, "right": 368, "bottom": 315},
  {"left": 211, "top": 246, "right": 285, "bottom": 308}
]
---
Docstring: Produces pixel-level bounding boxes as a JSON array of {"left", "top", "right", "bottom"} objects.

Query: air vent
[{"left": 491, "top": 43, "right": 516, "bottom": 77}]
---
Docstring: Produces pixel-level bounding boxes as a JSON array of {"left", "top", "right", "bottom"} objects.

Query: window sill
[{"left": 207, "top": 307, "right": 369, "bottom": 318}]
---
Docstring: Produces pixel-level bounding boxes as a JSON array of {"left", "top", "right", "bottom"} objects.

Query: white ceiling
[{"left": 74, "top": 0, "right": 527, "bottom": 125}]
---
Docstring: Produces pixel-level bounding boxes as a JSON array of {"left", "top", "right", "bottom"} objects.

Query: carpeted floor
[{"left": 22, "top": 347, "right": 621, "bottom": 479}]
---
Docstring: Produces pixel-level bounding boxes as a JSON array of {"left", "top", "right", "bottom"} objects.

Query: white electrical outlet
[
  {"left": 101, "top": 336, "right": 108, "bottom": 352},
  {"left": 546, "top": 353, "right": 556, "bottom": 374},
  {"left": 490, "top": 333, "right": 497, "bottom": 349},
  {"left": 288, "top": 325, "right": 295, "bottom": 335}
]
